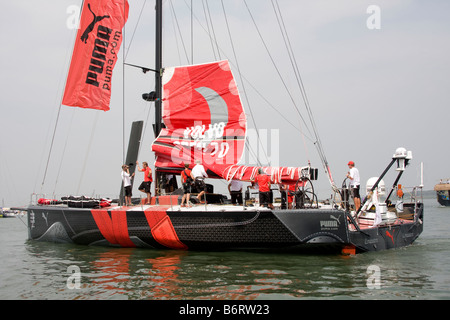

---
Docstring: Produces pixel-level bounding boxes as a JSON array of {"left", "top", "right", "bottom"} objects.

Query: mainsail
[
  {"left": 62, "top": 0, "right": 129, "bottom": 111},
  {"left": 152, "top": 60, "right": 317, "bottom": 185},
  {"left": 152, "top": 60, "right": 247, "bottom": 173}
]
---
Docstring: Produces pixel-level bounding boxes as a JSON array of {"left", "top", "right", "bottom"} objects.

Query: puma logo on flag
[{"left": 80, "top": 4, "right": 110, "bottom": 44}]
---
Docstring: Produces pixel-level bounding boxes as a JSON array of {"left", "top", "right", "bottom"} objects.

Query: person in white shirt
[
  {"left": 346, "top": 161, "right": 361, "bottom": 212},
  {"left": 191, "top": 160, "right": 208, "bottom": 179},
  {"left": 121, "top": 165, "right": 134, "bottom": 206},
  {"left": 228, "top": 180, "right": 243, "bottom": 205},
  {"left": 191, "top": 160, "right": 208, "bottom": 204}
]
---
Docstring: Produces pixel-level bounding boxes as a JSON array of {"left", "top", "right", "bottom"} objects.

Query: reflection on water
[
  {"left": 1, "top": 197, "right": 449, "bottom": 300},
  {"left": 20, "top": 240, "right": 439, "bottom": 300}
]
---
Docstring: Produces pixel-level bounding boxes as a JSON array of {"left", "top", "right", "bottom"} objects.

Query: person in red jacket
[
  {"left": 255, "top": 169, "right": 272, "bottom": 208},
  {"left": 136, "top": 161, "right": 152, "bottom": 204}
]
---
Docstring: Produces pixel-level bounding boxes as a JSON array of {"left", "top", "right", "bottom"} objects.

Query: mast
[
  {"left": 154, "top": 0, "right": 164, "bottom": 196},
  {"left": 154, "top": 0, "right": 163, "bottom": 137}
]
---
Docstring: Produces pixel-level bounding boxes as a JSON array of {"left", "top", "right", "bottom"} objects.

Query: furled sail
[
  {"left": 62, "top": 0, "right": 129, "bottom": 111},
  {"left": 152, "top": 60, "right": 317, "bottom": 185},
  {"left": 220, "top": 165, "right": 318, "bottom": 185}
]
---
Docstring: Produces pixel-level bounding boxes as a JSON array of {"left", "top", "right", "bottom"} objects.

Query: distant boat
[
  {"left": 0, "top": 208, "right": 16, "bottom": 218},
  {"left": 434, "top": 181, "right": 450, "bottom": 206}
]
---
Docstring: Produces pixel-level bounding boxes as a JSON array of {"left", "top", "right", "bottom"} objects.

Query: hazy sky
[{"left": 1, "top": 0, "right": 449, "bottom": 207}]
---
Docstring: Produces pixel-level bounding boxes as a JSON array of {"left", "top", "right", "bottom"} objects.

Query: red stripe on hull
[
  {"left": 92, "top": 209, "right": 118, "bottom": 245},
  {"left": 112, "top": 210, "right": 136, "bottom": 248},
  {"left": 144, "top": 207, "right": 188, "bottom": 250},
  {"left": 91, "top": 209, "right": 136, "bottom": 248}
]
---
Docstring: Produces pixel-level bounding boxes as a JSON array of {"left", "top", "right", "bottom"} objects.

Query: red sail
[
  {"left": 62, "top": 0, "right": 129, "bottom": 111},
  {"left": 153, "top": 60, "right": 247, "bottom": 172},
  {"left": 152, "top": 60, "right": 317, "bottom": 185}
]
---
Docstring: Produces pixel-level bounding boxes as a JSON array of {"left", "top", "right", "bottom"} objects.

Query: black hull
[
  {"left": 436, "top": 192, "right": 450, "bottom": 206},
  {"left": 26, "top": 202, "right": 424, "bottom": 254},
  {"left": 349, "top": 218, "right": 423, "bottom": 252}
]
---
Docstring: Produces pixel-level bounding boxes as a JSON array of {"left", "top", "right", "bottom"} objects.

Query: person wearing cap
[{"left": 347, "top": 161, "right": 361, "bottom": 212}]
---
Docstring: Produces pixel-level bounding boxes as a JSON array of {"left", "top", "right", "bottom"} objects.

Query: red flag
[{"left": 62, "top": 1, "right": 129, "bottom": 111}]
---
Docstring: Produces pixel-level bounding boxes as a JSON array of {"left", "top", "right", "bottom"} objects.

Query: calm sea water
[{"left": 1, "top": 197, "right": 449, "bottom": 301}]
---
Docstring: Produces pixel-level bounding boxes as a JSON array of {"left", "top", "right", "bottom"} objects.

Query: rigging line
[
  {"left": 123, "top": 6, "right": 127, "bottom": 166},
  {"left": 124, "top": 0, "right": 147, "bottom": 60},
  {"left": 49, "top": 14, "right": 89, "bottom": 195},
  {"left": 243, "top": 0, "right": 313, "bottom": 139},
  {"left": 171, "top": 2, "right": 311, "bottom": 161},
  {"left": 182, "top": 0, "right": 225, "bottom": 62},
  {"left": 182, "top": 0, "right": 222, "bottom": 62},
  {"left": 221, "top": 0, "right": 269, "bottom": 167},
  {"left": 182, "top": 0, "right": 208, "bottom": 63},
  {"left": 40, "top": 90, "right": 62, "bottom": 191},
  {"left": 273, "top": 0, "right": 332, "bottom": 177},
  {"left": 245, "top": 137, "right": 262, "bottom": 168},
  {"left": 204, "top": 0, "right": 221, "bottom": 60},
  {"left": 275, "top": 1, "right": 321, "bottom": 150},
  {"left": 121, "top": 7, "right": 133, "bottom": 204},
  {"left": 269, "top": 0, "right": 311, "bottom": 163},
  {"left": 271, "top": 0, "right": 310, "bottom": 116},
  {"left": 201, "top": 0, "right": 218, "bottom": 60},
  {"left": 182, "top": 0, "right": 237, "bottom": 65},
  {"left": 170, "top": 0, "right": 190, "bottom": 64},
  {"left": 172, "top": 4, "right": 306, "bottom": 142},
  {"left": 136, "top": 101, "right": 153, "bottom": 161},
  {"left": 40, "top": 0, "right": 83, "bottom": 191},
  {"left": 52, "top": 109, "right": 76, "bottom": 195},
  {"left": 169, "top": 0, "right": 183, "bottom": 65},
  {"left": 277, "top": 5, "right": 335, "bottom": 189},
  {"left": 191, "top": 0, "right": 194, "bottom": 64},
  {"left": 242, "top": 76, "right": 314, "bottom": 144},
  {"left": 273, "top": 0, "right": 322, "bottom": 152}
]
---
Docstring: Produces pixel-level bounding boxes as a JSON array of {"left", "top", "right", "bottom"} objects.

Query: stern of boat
[{"left": 272, "top": 209, "right": 349, "bottom": 251}]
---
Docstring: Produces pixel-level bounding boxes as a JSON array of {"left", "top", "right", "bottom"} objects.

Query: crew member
[
  {"left": 121, "top": 164, "right": 134, "bottom": 206},
  {"left": 255, "top": 168, "right": 272, "bottom": 208},
  {"left": 347, "top": 161, "right": 361, "bottom": 212},
  {"left": 228, "top": 180, "right": 243, "bottom": 205},
  {"left": 280, "top": 184, "right": 296, "bottom": 209},
  {"left": 191, "top": 160, "right": 208, "bottom": 204},
  {"left": 136, "top": 161, "right": 152, "bottom": 204},
  {"left": 180, "top": 164, "right": 192, "bottom": 207}
]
